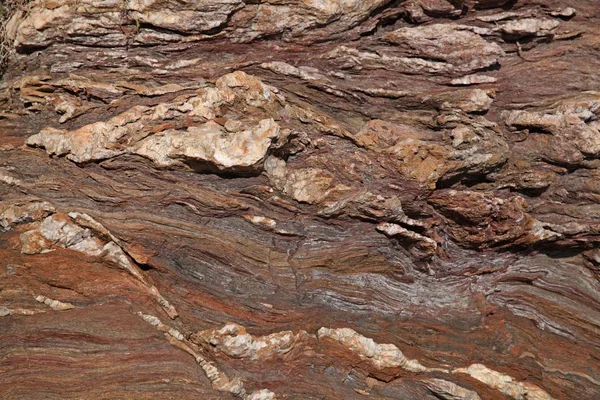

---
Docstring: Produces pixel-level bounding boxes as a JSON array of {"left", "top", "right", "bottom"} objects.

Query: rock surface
[{"left": 1, "top": 0, "right": 600, "bottom": 399}]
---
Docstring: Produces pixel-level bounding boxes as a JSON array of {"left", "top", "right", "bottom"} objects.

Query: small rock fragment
[
  {"left": 450, "top": 75, "right": 498, "bottom": 86},
  {"left": 382, "top": 24, "right": 504, "bottom": 75},
  {"left": 453, "top": 364, "right": 554, "bottom": 400},
  {"left": 135, "top": 119, "right": 280, "bottom": 171},
  {"left": 247, "top": 390, "right": 276, "bottom": 400},
  {"left": 35, "top": 295, "right": 75, "bottom": 311},
  {"left": 265, "top": 157, "right": 339, "bottom": 204},
  {"left": 550, "top": 7, "right": 576, "bottom": 18},
  {"left": 377, "top": 222, "right": 437, "bottom": 256},
  {"left": 243, "top": 215, "right": 277, "bottom": 229},
  {"left": 500, "top": 18, "right": 560, "bottom": 39},
  {"left": 192, "top": 323, "right": 307, "bottom": 361},
  {"left": 0, "top": 200, "right": 56, "bottom": 231},
  {"left": 423, "top": 378, "right": 482, "bottom": 400}
]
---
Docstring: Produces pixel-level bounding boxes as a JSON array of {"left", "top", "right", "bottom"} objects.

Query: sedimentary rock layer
[{"left": 1, "top": 0, "right": 600, "bottom": 399}]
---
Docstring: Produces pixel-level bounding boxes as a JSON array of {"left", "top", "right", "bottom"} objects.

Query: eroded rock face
[
  {"left": 1, "top": 0, "right": 600, "bottom": 399},
  {"left": 429, "top": 189, "right": 560, "bottom": 248},
  {"left": 26, "top": 71, "right": 286, "bottom": 172},
  {"left": 0, "top": 199, "right": 55, "bottom": 231},
  {"left": 192, "top": 323, "right": 309, "bottom": 361},
  {"left": 134, "top": 118, "right": 280, "bottom": 171},
  {"left": 423, "top": 379, "right": 482, "bottom": 400},
  {"left": 381, "top": 24, "right": 505, "bottom": 75},
  {"left": 503, "top": 92, "right": 600, "bottom": 167}
]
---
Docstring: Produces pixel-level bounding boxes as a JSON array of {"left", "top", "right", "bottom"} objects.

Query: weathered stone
[
  {"left": 317, "top": 327, "right": 446, "bottom": 372},
  {"left": 382, "top": 24, "right": 504, "bottom": 75},
  {"left": 500, "top": 18, "right": 560, "bottom": 39},
  {"left": 429, "top": 190, "right": 560, "bottom": 248},
  {"left": 422, "top": 379, "right": 482, "bottom": 400},
  {"left": 135, "top": 118, "right": 280, "bottom": 171},
  {"left": 0, "top": 199, "right": 55, "bottom": 231},
  {"left": 503, "top": 92, "right": 600, "bottom": 167},
  {"left": 191, "top": 323, "right": 308, "bottom": 361},
  {"left": 2, "top": 0, "right": 600, "bottom": 399},
  {"left": 453, "top": 364, "right": 554, "bottom": 400},
  {"left": 27, "top": 72, "right": 285, "bottom": 172}
]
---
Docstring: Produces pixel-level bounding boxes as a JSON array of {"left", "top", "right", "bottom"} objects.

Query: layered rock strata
[{"left": 1, "top": 0, "right": 600, "bottom": 399}]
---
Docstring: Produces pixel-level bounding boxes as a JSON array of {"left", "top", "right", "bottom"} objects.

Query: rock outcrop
[{"left": 1, "top": 0, "right": 600, "bottom": 399}]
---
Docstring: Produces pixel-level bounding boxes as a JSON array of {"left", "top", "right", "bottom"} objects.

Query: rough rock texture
[{"left": 1, "top": 0, "right": 600, "bottom": 399}]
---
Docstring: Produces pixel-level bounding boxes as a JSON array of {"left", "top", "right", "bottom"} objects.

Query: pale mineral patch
[
  {"left": 450, "top": 75, "right": 498, "bottom": 86},
  {"left": 317, "top": 327, "right": 447, "bottom": 372},
  {"left": 26, "top": 105, "right": 149, "bottom": 163},
  {"left": 138, "top": 312, "right": 275, "bottom": 399},
  {"left": 21, "top": 212, "right": 178, "bottom": 319},
  {"left": 0, "top": 170, "right": 24, "bottom": 187},
  {"left": 503, "top": 92, "right": 600, "bottom": 160},
  {"left": 0, "top": 307, "right": 41, "bottom": 317},
  {"left": 193, "top": 323, "right": 307, "bottom": 360},
  {"left": 230, "top": 0, "right": 388, "bottom": 42},
  {"left": 476, "top": 12, "right": 521, "bottom": 22},
  {"left": 550, "top": 7, "right": 576, "bottom": 18},
  {"left": 35, "top": 295, "right": 75, "bottom": 311},
  {"left": 247, "top": 389, "right": 276, "bottom": 400},
  {"left": 0, "top": 200, "right": 56, "bottom": 231},
  {"left": 126, "top": 0, "right": 244, "bottom": 33},
  {"left": 265, "top": 157, "right": 337, "bottom": 204},
  {"left": 423, "top": 378, "right": 482, "bottom": 400},
  {"left": 135, "top": 118, "right": 280, "bottom": 170},
  {"left": 26, "top": 72, "right": 285, "bottom": 173},
  {"left": 382, "top": 24, "right": 505, "bottom": 74},
  {"left": 216, "top": 71, "right": 281, "bottom": 108},
  {"left": 243, "top": 215, "right": 277, "bottom": 229},
  {"left": 438, "top": 89, "right": 495, "bottom": 113},
  {"left": 326, "top": 45, "right": 451, "bottom": 74},
  {"left": 453, "top": 364, "right": 554, "bottom": 400},
  {"left": 501, "top": 18, "right": 560, "bottom": 38},
  {"left": 261, "top": 61, "right": 328, "bottom": 81},
  {"left": 377, "top": 222, "right": 437, "bottom": 255}
]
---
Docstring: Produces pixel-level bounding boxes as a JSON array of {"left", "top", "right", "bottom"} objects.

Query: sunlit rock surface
[{"left": 1, "top": 0, "right": 600, "bottom": 399}]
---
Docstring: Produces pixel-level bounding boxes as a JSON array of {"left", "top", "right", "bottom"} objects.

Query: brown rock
[
  {"left": 2, "top": 0, "right": 600, "bottom": 399},
  {"left": 429, "top": 190, "right": 559, "bottom": 248}
]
